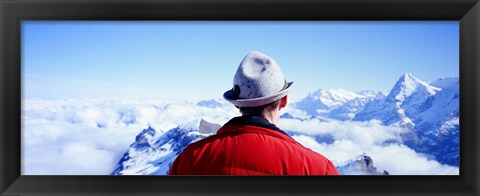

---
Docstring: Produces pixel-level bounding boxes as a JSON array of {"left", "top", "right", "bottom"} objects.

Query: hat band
[{"left": 233, "top": 79, "right": 288, "bottom": 100}]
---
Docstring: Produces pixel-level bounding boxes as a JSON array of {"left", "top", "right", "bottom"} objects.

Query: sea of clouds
[
  {"left": 279, "top": 118, "right": 458, "bottom": 175},
  {"left": 22, "top": 98, "right": 458, "bottom": 175},
  {"left": 22, "top": 98, "right": 238, "bottom": 175}
]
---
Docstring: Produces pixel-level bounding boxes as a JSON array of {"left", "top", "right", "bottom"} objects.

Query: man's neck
[{"left": 260, "top": 111, "right": 278, "bottom": 125}]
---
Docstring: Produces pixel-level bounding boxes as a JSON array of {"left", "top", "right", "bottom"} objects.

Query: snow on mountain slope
[
  {"left": 294, "top": 88, "right": 382, "bottom": 117},
  {"left": 351, "top": 73, "right": 458, "bottom": 166},
  {"left": 111, "top": 119, "right": 220, "bottom": 175},
  {"left": 412, "top": 78, "right": 459, "bottom": 166},
  {"left": 351, "top": 73, "right": 459, "bottom": 137},
  {"left": 415, "top": 77, "right": 459, "bottom": 135},
  {"left": 328, "top": 94, "right": 384, "bottom": 120},
  {"left": 289, "top": 73, "right": 459, "bottom": 167},
  {"left": 430, "top": 77, "right": 459, "bottom": 89},
  {"left": 388, "top": 73, "right": 440, "bottom": 103},
  {"left": 354, "top": 73, "right": 441, "bottom": 128}
]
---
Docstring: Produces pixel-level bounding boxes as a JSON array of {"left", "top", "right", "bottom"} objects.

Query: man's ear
[{"left": 280, "top": 95, "right": 288, "bottom": 108}]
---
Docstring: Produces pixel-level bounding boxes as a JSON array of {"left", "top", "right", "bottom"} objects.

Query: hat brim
[{"left": 223, "top": 81, "right": 294, "bottom": 107}]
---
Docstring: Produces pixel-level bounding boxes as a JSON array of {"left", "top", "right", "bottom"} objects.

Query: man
[{"left": 168, "top": 51, "right": 339, "bottom": 175}]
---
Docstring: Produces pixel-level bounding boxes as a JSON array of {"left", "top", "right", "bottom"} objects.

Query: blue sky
[{"left": 22, "top": 21, "right": 459, "bottom": 101}]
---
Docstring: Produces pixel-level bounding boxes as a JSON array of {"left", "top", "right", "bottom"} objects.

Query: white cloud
[
  {"left": 292, "top": 134, "right": 459, "bottom": 175},
  {"left": 22, "top": 98, "right": 239, "bottom": 175},
  {"left": 292, "top": 135, "right": 364, "bottom": 162},
  {"left": 278, "top": 118, "right": 407, "bottom": 148},
  {"left": 367, "top": 144, "right": 459, "bottom": 175}
]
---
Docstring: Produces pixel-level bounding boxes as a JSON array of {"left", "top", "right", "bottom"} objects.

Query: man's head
[
  {"left": 223, "top": 51, "right": 293, "bottom": 123},
  {"left": 238, "top": 95, "right": 288, "bottom": 124}
]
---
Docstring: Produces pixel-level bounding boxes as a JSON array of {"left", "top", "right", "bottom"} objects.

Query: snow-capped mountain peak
[
  {"left": 388, "top": 72, "right": 440, "bottom": 102},
  {"left": 355, "top": 73, "right": 445, "bottom": 126}
]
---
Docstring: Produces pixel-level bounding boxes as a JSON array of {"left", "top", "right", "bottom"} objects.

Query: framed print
[{"left": 1, "top": 0, "right": 479, "bottom": 195}]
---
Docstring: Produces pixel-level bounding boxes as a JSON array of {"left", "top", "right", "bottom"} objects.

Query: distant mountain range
[
  {"left": 295, "top": 88, "right": 385, "bottom": 120},
  {"left": 112, "top": 73, "right": 459, "bottom": 175},
  {"left": 285, "top": 73, "right": 459, "bottom": 166}
]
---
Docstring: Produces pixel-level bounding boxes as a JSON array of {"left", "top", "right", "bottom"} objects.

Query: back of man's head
[
  {"left": 223, "top": 51, "right": 293, "bottom": 109},
  {"left": 239, "top": 98, "right": 282, "bottom": 116}
]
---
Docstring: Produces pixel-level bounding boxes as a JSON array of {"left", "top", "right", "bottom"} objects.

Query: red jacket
[{"left": 168, "top": 116, "right": 339, "bottom": 175}]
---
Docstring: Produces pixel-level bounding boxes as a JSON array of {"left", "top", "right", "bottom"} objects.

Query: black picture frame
[{"left": 1, "top": 0, "right": 479, "bottom": 195}]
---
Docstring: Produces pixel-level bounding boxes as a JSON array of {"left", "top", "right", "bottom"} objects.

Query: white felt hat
[{"left": 223, "top": 51, "right": 294, "bottom": 107}]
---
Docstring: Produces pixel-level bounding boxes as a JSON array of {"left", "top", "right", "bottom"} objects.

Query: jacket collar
[{"left": 223, "top": 115, "right": 289, "bottom": 136}]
